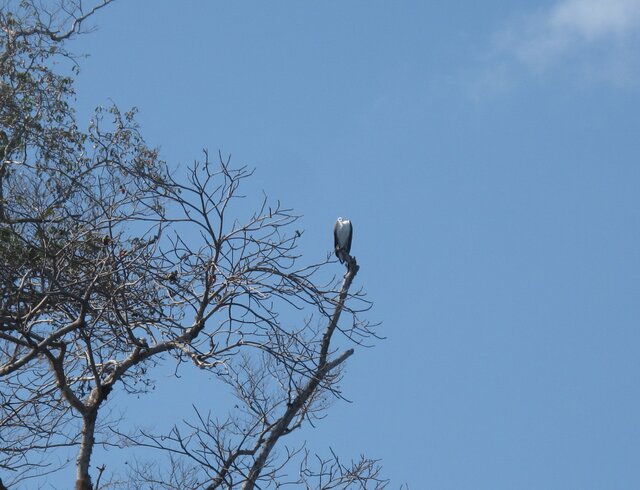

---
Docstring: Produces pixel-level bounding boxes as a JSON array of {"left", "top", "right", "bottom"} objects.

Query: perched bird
[{"left": 334, "top": 217, "right": 353, "bottom": 264}]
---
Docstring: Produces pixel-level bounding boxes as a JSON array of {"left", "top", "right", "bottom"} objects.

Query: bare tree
[{"left": 0, "top": 2, "right": 385, "bottom": 489}]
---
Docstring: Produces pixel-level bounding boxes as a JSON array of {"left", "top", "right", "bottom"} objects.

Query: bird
[{"left": 334, "top": 217, "right": 353, "bottom": 264}]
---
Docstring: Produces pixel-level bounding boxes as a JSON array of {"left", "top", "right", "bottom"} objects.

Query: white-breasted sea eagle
[{"left": 334, "top": 217, "right": 353, "bottom": 264}]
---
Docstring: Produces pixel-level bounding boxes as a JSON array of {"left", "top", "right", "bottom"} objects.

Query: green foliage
[{"left": 0, "top": 0, "right": 169, "bottom": 361}]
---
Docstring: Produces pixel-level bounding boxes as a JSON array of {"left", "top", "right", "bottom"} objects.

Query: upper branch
[{"left": 238, "top": 259, "right": 360, "bottom": 490}]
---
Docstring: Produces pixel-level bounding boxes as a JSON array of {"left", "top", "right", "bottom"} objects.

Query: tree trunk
[{"left": 76, "top": 410, "right": 97, "bottom": 490}]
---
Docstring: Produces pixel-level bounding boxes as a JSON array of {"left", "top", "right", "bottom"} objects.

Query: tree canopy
[{"left": 0, "top": 1, "right": 385, "bottom": 488}]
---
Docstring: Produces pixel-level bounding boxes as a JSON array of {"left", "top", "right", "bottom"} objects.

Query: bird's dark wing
[
  {"left": 345, "top": 222, "right": 353, "bottom": 254},
  {"left": 333, "top": 221, "right": 339, "bottom": 252}
]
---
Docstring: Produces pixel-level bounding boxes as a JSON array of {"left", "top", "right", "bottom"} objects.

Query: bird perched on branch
[{"left": 334, "top": 217, "right": 353, "bottom": 264}]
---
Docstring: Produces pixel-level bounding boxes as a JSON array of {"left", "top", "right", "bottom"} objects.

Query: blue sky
[{"left": 60, "top": 1, "right": 640, "bottom": 488}]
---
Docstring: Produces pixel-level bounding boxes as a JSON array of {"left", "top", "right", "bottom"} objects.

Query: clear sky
[{"left": 59, "top": 1, "right": 640, "bottom": 488}]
